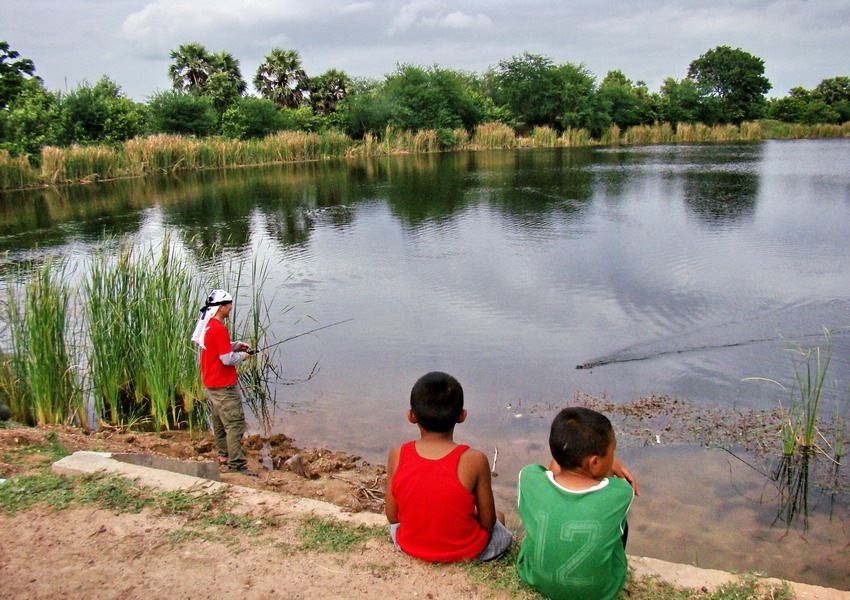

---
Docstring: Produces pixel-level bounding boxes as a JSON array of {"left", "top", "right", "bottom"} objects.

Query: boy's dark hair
[
  {"left": 549, "top": 407, "right": 614, "bottom": 469},
  {"left": 410, "top": 372, "right": 464, "bottom": 433}
]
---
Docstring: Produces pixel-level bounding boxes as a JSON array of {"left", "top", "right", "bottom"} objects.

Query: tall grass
[
  {"left": 139, "top": 241, "right": 203, "bottom": 431},
  {"left": 2, "top": 120, "right": 848, "bottom": 191},
  {"left": 84, "top": 245, "right": 136, "bottom": 426},
  {"left": 0, "top": 150, "right": 38, "bottom": 190},
  {"left": 470, "top": 122, "right": 518, "bottom": 149},
  {"left": 83, "top": 236, "right": 205, "bottom": 432},
  {"left": 41, "top": 145, "right": 124, "bottom": 184},
  {"left": 0, "top": 234, "right": 295, "bottom": 433},
  {"left": 4, "top": 257, "right": 82, "bottom": 426}
]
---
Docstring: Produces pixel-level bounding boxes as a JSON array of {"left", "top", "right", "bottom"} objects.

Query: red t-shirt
[
  {"left": 391, "top": 441, "right": 490, "bottom": 562},
  {"left": 200, "top": 318, "right": 238, "bottom": 388}
]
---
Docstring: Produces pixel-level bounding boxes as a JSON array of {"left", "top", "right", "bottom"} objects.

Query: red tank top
[{"left": 391, "top": 441, "right": 489, "bottom": 562}]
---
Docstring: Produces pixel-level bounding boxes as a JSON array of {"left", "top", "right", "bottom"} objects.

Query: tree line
[{"left": 1, "top": 39, "right": 849, "bottom": 163}]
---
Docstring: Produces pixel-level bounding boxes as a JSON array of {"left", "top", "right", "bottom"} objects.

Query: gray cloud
[{"left": 3, "top": 0, "right": 848, "bottom": 101}]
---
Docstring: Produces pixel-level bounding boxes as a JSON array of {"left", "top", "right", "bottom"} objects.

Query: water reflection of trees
[
  {"left": 0, "top": 145, "right": 769, "bottom": 253},
  {"left": 499, "top": 148, "right": 596, "bottom": 216},
  {"left": 683, "top": 169, "right": 759, "bottom": 226},
  {"left": 0, "top": 181, "right": 147, "bottom": 251},
  {"left": 378, "top": 148, "right": 600, "bottom": 230}
]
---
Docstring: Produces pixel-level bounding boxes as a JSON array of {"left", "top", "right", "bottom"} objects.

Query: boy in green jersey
[{"left": 517, "top": 407, "right": 636, "bottom": 600}]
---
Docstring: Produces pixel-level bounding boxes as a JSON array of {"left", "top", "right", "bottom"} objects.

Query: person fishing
[{"left": 191, "top": 289, "right": 256, "bottom": 477}]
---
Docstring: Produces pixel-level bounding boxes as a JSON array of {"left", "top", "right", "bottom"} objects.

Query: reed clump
[
  {"left": 559, "top": 127, "right": 595, "bottom": 147},
  {"left": 2, "top": 120, "right": 848, "bottom": 191},
  {"left": 0, "top": 150, "right": 38, "bottom": 189},
  {"left": 4, "top": 257, "right": 82, "bottom": 426},
  {"left": 123, "top": 134, "right": 200, "bottom": 175},
  {"left": 599, "top": 125, "right": 622, "bottom": 146},
  {"left": 529, "top": 126, "right": 560, "bottom": 148},
  {"left": 1, "top": 237, "right": 211, "bottom": 431},
  {"left": 83, "top": 237, "right": 205, "bottom": 432},
  {"left": 451, "top": 127, "right": 470, "bottom": 149},
  {"left": 619, "top": 122, "right": 678, "bottom": 145},
  {"left": 40, "top": 144, "right": 125, "bottom": 184},
  {"left": 470, "top": 122, "right": 517, "bottom": 150}
]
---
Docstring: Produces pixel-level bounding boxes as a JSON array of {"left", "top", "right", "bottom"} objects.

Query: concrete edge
[
  {"left": 52, "top": 451, "right": 226, "bottom": 494},
  {"left": 629, "top": 556, "right": 850, "bottom": 600},
  {"left": 51, "top": 451, "right": 848, "bottom": 599}
]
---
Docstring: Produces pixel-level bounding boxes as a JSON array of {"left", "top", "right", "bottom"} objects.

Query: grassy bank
[{"left": 2, "top": 120, "right": 849, "bottom": 191}]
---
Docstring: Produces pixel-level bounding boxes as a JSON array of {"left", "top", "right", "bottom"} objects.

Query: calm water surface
[{"left": 2, "top": 139, "right": 849, "bottom": 588}]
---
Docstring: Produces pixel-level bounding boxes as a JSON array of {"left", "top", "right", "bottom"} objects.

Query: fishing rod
[{"left": 246, "top": 318, "right": 354, "bottom": 354}]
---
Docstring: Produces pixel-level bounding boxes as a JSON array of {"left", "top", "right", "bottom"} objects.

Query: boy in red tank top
[{"left": 384, "top": 372, "right": 512, "bottom": 562}]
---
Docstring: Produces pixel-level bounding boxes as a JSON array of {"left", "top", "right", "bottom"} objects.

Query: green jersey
[{"left": 517, "top": 464, "right": 634, "bottom": 600}]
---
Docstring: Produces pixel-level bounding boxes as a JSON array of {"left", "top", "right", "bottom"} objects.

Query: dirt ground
[
  {"left": 2, "top": 419, "right": 845, "bottom": 599},
  {"left": 0, "top": 424, "right": 388, "bottom": 513},
  {"left": 0, "top": 424, "right": 521, "bottom": 600}
]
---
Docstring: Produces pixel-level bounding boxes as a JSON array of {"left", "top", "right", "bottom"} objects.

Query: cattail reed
[{"left": 4, "top": 257, "right": 81, "bottom": 426}]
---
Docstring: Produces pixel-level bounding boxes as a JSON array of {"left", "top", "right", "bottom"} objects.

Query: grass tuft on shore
[{"left": 296, "top": 516, "right": 382, "bottom": 553}]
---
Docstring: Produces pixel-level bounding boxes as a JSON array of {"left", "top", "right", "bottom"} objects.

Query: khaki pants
[{"left": 207, "top": 384, "right": 247, "bottom": 470}]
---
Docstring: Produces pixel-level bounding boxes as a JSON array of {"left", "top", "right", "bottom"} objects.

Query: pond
[{"left": 2, "top": 139, "right": 849, "bottom": 589}]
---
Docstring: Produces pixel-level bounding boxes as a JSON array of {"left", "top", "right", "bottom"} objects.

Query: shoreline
[
  {"left": 2, "top": 422, "right": 849, "bottom": 596},
  {"left": 51, "top": 448, "right": 850, "bottom": 599}
]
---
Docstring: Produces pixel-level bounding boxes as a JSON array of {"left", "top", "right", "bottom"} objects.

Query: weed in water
[{"left": 744, "top": 327, "right": 839, "bottom": 456}]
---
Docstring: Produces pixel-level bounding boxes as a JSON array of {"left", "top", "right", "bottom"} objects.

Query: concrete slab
[
  {"left": 52, "top": 451, "right": 225, "bottom": 494},
  {"left": 631, "top": 556, "right": 850, "bottom": 600},
  {"left": 51, "top": 450, "right": 849, "bottom": 599},
  {"left": 111, "top": 453, "right": 220, "bottom": 481}
]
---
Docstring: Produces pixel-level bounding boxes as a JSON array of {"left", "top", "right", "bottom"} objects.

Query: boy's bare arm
[
  {"left": 461, "top": 449, "right": 497, "bottom": 531},
  {"left": 612, "top": 457, "right": 640, "bottom": 496},
  {"left": 385, "top": 447, "right": 400, "bottom": 524}
]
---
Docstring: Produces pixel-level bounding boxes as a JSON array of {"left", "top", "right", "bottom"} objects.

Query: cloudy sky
[{"left": 4, "top": 0, "right": 848, "bottom": 102}]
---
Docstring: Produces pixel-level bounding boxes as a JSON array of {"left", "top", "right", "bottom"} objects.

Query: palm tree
[
  {"left": 210, "top": 50, "right": 247, "bottom": 95},
  {"left": 168, "top": 43, "right": 213, "bottom": 94},
  {"left": 308, "top": 69, "right": 350, "bottom": 115},
  {"left": 254, "top": 48, "right": 308, "bottom": 109}
]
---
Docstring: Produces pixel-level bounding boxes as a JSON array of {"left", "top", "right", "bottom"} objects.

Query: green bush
[
  {"left": 220, "top": 97, "right": 284, "bottom": 139},
  {"left": 148, "top": 90, "right": 217, "bottom": 137}
]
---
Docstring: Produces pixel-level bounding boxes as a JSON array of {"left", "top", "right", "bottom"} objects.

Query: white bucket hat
[{"left": 190, "top": 289, "right": 233, "bottom": 348}]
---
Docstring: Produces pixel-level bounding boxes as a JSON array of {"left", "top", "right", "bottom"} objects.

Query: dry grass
[{"left": 3, "top": 120, "right": 848, "bottom": 190}]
